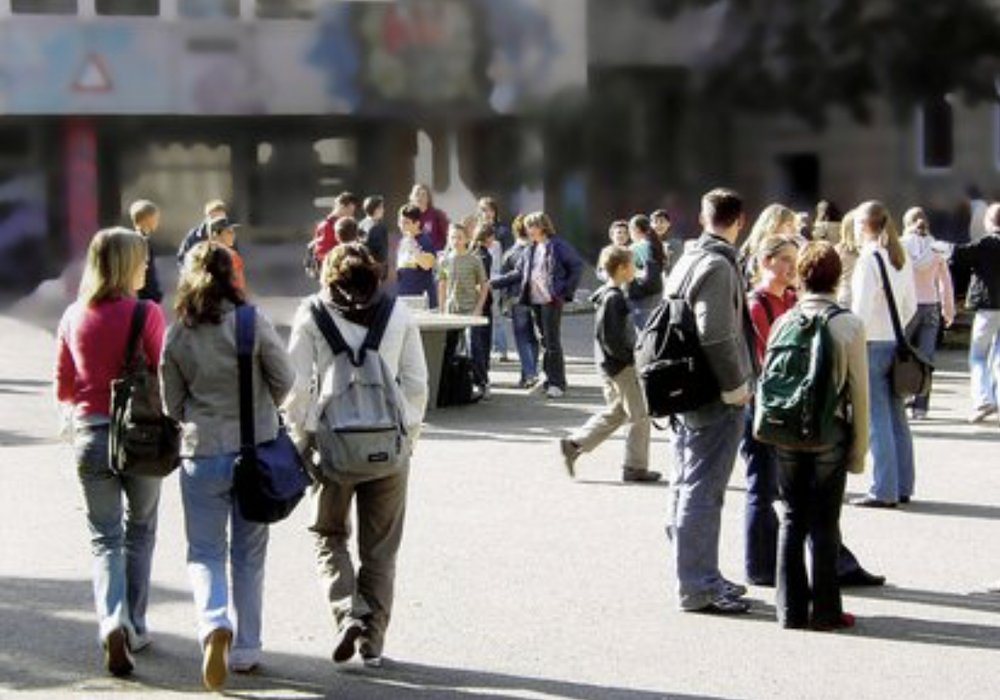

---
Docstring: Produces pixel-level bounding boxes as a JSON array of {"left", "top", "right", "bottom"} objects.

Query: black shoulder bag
[{"left": 873, "top": 252, "right": 933, "bottom": 398}]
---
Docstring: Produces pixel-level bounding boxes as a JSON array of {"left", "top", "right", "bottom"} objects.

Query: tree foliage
[{"left": 652, "top": 0, "right": 1000, "bottom": 125}]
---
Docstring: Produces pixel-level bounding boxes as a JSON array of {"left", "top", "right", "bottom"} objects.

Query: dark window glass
[
  {"left": 921, "top": 97, "right": 953, "bottom": 169},
  {"left": 0, "top": 126, "right": 32, "bottom": 161},
  {"left": 256, "top": 0, "right": 315, "bottom": 19},
  {"left": 179, "top": 0, "right": 239, "bottom": 18},
  {"left": 11, "top": 0, "right": 77, "bottom": 14},
  {"left": 96, "top": 0, "right": 159, "bottom": 16}
]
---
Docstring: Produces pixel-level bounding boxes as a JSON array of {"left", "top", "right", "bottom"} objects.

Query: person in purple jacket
[{"left": 492, "top": 211, "right": 583, "bottom": 398}]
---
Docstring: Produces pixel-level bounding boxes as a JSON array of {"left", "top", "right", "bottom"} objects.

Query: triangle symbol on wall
[{"left": 73, "top": 54, "right": 114, "bottom": 93}]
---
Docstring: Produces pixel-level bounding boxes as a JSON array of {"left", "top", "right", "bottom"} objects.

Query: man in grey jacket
[{"left": 664, "top": 188, "right": 757, "bottom": 614}]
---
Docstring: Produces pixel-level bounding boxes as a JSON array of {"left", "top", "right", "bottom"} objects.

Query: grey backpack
[{"left": 309, "top": 296, "right": 410, "bottom": 481}]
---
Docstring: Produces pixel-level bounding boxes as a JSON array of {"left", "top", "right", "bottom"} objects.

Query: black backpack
[
  {"left": 635, "top": 256, "right": 719, "bottom": 418},
  {"left": 109, "top": 302, "right": 181, "bottom": 477}
]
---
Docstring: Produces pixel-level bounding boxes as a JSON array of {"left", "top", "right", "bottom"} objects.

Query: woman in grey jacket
[{"left": 161, "top": 242, "right": 295, "bottom": 690}]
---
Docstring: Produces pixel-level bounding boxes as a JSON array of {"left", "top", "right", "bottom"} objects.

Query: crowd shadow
[
  {"left": 0, "top": 378, "right": 51, "bottom": 395},
  {"left": 0, "top": 428, "right": 54, "bottom": 447},
  {"left": 0, "top": 575, "right": 734, "bottom": 700},
  {"left": 846, "top": 585, "right": 1000, "bottom": 614}
]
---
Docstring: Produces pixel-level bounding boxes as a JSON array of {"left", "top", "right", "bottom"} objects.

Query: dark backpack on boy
[
  {"left": 754, "top": 305, "right": 848, "bottom": 449},
  {"left": 635, "top": 258, "right": 719, "bottom": 418}
]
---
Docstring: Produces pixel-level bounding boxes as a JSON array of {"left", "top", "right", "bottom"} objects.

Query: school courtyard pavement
[{"left": 2, "top": 277, "right": 1000, "bottom": 700}]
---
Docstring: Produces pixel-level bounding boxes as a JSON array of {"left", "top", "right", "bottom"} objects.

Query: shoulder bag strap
[
  {"left": 750, "top": 290, "right": 775, "bottom": 325},
  {"left": 235, "top": 304, "right": 256, "bottom": 450},
  {"left": 121, "top": 300, "right": 149, "bottom": 374},
  {"left": 872, "top": 251, "right": 907, "bottom": 345}
]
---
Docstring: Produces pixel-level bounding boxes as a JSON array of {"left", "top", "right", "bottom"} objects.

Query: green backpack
[{"left": 754, "top": 305, "right": 848, "bottom": 449}]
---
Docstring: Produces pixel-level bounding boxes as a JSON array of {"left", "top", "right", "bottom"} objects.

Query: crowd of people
[{"left": 52, "top": 181, "right": 1000, "bottom": 687}]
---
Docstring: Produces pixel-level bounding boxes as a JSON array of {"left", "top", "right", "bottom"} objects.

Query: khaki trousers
[
  {"left": 569, "top": 365, "right": 650, "bottom": 470},
  {"left": 308, "top": 463, "right": 409, "bottom": 656}
]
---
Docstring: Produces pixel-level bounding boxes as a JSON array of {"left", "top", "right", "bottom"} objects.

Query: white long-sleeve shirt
[{"left": 851, "top": 243, "right": 917, "bottom": 343}]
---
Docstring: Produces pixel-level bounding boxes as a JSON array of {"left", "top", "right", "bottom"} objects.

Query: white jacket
[
  {"left": 851, "top": 243, "right": 917, "bottom": 343},
  {"left": 284, "top": 295, "right": 428, "bottom": 440}
]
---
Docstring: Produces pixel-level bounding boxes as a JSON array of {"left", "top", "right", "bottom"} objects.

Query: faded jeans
[
  {"left": 905, "top": 303, "right": 942, "bottom": 412},
  {"left": 511, "top": 303, "right": 539, "bottom": 383},
  {"left": 867, "top": 341, "right": 915, "bottom": 502},
  {"left": 74, "top": 424, "right": 161, "bottom": 646},
  {"left": 968, "top": 309, "right": 1000, "bottom": 411},
  {"left": 667, "top": 408, "right": 743, "bottom": 610},
  {"left": 181, "top": 454, "right": 269, "bottom": 661}
]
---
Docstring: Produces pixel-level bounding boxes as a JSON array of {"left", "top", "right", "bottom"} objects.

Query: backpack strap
[
  {"left": 310, "top": 295, "right": 397, "bottom": 368},
  {"left": 750, "top": 290, "right": 775, "bottom": 325},
  {"left": 235, "top": 304, "right": 257, "bottom": 450},
  {"left": 362, "top": 295, "right": 397, "bottom": 353},
  {"left": 310, "top": 297, "right": 352, "bottom": 359},
  {"left": 121, "top": 300, "right": 149, "bottom": 374}
]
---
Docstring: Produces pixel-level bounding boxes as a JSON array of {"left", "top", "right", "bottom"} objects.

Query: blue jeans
[
  {"left": 491, "top": 297, "right": 508, "bottom": 355},
  {"left": 74, "top": 424, "right": 161, "bottom": 645},
  {"left": 775, "top": 441, "right": 847, "bottom": 628},
  {"left": 867, "top": 342, "right": 915, "bottom": 502},
  {"left": 969, "top": 309, "right": 1000, "bottom": 411},
  {"left": 740, "top": 406, "right": 778, "bottom": 585},
  {"left": 470, "top": 316, "right": 493, "bottom": 388},
  {"left": 181, "top": 454, "right": 269, "bottom": 660},
  {"left": 511, "top": 303, "right": 539, "bottom": 383},
  {"left": 532, "top": 302, "right": 567, "bottom": 391},
  {"left": 906, "top": 303, "right": 942, "bottom": 412},
  {"left": 667, "top": 408, "right": 743, "bottom": 610}
]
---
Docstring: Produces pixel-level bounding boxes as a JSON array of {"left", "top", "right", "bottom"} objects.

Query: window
[
  {"left": 96, "top": 0, "right": 159, "bottom": 16},
  {"left": 179, "top": 0, "right": 238, "bottom": 17},
  {"left": 11, "top": 0, "right": 77, "bottom": 14},
  {"left": 919, "top": 96, "right": 953, "bottom": 171},
  {"left": 256, "top": 0, "right": 317, "bottom": 19}
]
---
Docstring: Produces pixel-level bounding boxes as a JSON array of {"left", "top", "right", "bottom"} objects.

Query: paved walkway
[{"left": 2, "top": 297, "right": 1000, "bottom": 700}]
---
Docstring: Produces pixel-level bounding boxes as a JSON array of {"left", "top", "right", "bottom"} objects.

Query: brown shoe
[
  {"left": 622, "top": 468, "right": 662, "bottom": 483},
  {"left": 202, "top": 628, "right": 233, "bottom": 691},
  {"left": 103, "top": 627, "right": 134, "bottom": 677}
]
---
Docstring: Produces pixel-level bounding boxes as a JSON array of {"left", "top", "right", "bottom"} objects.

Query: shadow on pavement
[
  {"left": 0, "top": 429, "right": 54, "bottom": 447},
  {"left": 0, "top": 574, "right": 735, "bottom": 700},
  {"left": 896, "top": 499, "right": 1000, "bottom": 521},
  {"left": 855, "top": 615, "right": 1000, "bottom": 651},
  {"left": 846, "top": 585, "right": 1000, "bottom": 614}
]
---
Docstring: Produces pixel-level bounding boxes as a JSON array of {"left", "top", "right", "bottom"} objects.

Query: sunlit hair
[
  {"left": 756, "top": 234, "right": 799, "bottom": 267},
  {"left": 203, "top": 199, "right": 227, "bottom": 216},
  {"left": 472, "top": 222, "right": 495, "bottom": 251},
  {"left": 398, "top": 203, "right": 422, "bottom": 223},
  {"left": 629, "top": 214, "right": 652, "bottom": 237},
  {"left": 322, "top": 242, "right": 380, "bottom": 309},
  {"left": 523, "top": 211, "right": 555, "bottom": 238},
  {"left": 903, "top": 207, "right": 929, "bottom": 235},
  {"left": 857, "top": 200, "right": 905, "bottom": 270},
  {"left": 511, "top": 213, "right": 528, "bottom": 240},
  {"left": 335, "top": 216, "right": 359, "bottom": 244},
  {"left": 608, "top": 220, "right": 628, "bottom": 237},
  {"left": 478, "top": 196, "right": 500, "bottom": 220},
  {"left": 129, "top": 199, "right": 159, "bottom": 228},
  {"left": 798, "top": 241, "right": 843, "bottom": 295},
  {"left": 599, "top": 244, "right": 633, "bottom": 279},
  {"left": 835, "top": 208, "right": 859, "bottom": 256},
  {"left": 410, "top": 183, "right": 434, "bottom": 208},
  {"left": 740, "top": 203, "right": 796, "bottom": 261},
  {"left": 175, "top": 241, "right": 246, "bottom": 327},
  {"left": 78, "top": 227, "right": 148, "bottom": 306}
]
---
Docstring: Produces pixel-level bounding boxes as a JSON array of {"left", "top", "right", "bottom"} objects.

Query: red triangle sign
[{"left": 73, "top": 54, "right": 114, "bottom": 93}]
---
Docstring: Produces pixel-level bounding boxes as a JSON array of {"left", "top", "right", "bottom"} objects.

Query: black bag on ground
[
  {"left": 436, "top": 330, "right": 479, "bottom": 408},
  {"left": 635, "top": 258, "right": 719, "bottom": 418},
  {"left": 232, "top": 305, "right": 311, "bottom": 524},
  {"left": 109, "top": 301, "right": 181, "bottom": 477},
  {"left": 873, "top": 253, "right": 934, "bottom": 398}
]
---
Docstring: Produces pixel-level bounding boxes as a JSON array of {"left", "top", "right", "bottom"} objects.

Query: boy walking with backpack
[{"left": 560, "top": 246, "right": 660, "bottom": 483}]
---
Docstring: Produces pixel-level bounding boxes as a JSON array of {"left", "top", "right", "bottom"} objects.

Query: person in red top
[
  {"left": 743, "top": 233, "right": 885, "bottom": 590},
  {"left": 742, "top": 234, "right": 800, "bottom": 586},
  {"left": 55, "top": 227, "right": 167, "bottom": 678},
  {"left": 313, "top": 191, "right": 360, "bottom": 266},
  {"left": 409, "top": 183, "right": 449, "bottom": 252}
]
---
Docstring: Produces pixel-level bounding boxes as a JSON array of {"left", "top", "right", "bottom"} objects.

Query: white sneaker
[
  {"left": 545, "top": 386, "right": 565, "bottom": 399},
  {"left": 230, "top": 648, "right": 261, "bottom": 673},
  {"left": 362, "top": 654, "right": 383, "bottom": 669},
  {"left": 528, "top": 380, "right": 548, "bottom": 396},
  {"left": 130, "top": 631, "right": 152, "bottom": 653}
]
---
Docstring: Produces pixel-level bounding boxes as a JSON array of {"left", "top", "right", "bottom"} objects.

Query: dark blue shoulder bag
[{"left": 233, "top": 305, "right": 311, "bottom": 523}]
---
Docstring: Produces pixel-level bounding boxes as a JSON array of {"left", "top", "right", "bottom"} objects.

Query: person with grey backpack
[{"left": 285, "top": 243, "right": 428, "bottom": 669}]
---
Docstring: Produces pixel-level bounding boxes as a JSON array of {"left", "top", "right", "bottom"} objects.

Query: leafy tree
[{"left": 651, "top": 0, "right": 1000, "bottom": 125}]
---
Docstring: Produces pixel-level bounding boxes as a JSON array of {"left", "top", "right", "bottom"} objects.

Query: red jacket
[
  {"left": 56, "top": 297, "right": 166, "bottom": 418},
  {"left": 314, "top": 215, "right": 340, "bottom": 263}
]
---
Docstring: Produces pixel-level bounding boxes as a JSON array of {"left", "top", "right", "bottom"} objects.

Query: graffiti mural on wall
[{"left": 0, "top": 0, "right": 584, "bottom": 116}]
